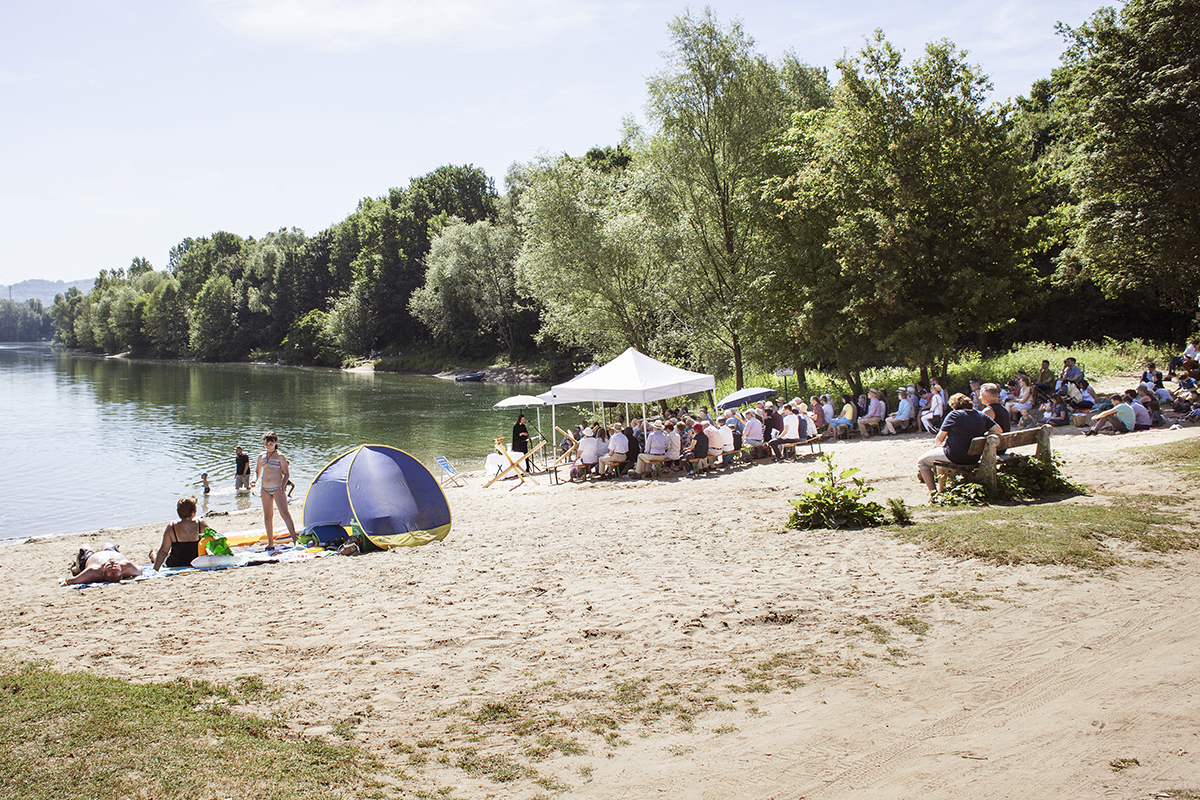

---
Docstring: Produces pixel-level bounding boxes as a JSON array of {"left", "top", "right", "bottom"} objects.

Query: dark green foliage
[
  {"left": 934, "top": 454, "right": 1087, "bottom": 506},
  {"left": 1055, "top": 0, "right": 1200, "bottom": 312},
  {"left": 0, "top": 299, "right": 53, "bottom": 342},
  {"left": 785, "top": 453, "right": 885, "bottom": 530},
  {"left": 887, "top": 497, "right": 913, "bottom": 526}
]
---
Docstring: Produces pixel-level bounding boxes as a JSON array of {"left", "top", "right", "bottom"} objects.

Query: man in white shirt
[
  {"left": 598, "top": 425, "right": 629, "bottom": 476},
  {"left": 666, "top": 422, "right": 682, "bottom": 467},
  {"left": 769, "top": 405, "right": 801, "bottom": 461},
  {"left": 857, "top": 389, "right": 886, "bottom": 438},
  {"left": 717, "top": 418, "right": 736, "bottom": 465},
  {"left": 883, "top": 389, "right": 914, "bottom": 435},
  {"left": 636, "top": 421, "right": 670, "bottom": 476}
]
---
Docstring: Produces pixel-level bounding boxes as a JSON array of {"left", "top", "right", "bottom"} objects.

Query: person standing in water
[
  {"left": 250, "top": 431, "right": 297, "bottom": 547},
  {"left": 234, "top": 445, "right": 251, "bottom": 491}
]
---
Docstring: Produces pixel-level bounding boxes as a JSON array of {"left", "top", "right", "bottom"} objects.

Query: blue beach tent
[{"left": 302, "top": 445, "right": 451, "bottom": 548}]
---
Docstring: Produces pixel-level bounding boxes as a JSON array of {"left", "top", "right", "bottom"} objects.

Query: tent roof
[{"left": 541, "top": 348, "right": 715, "bottom": 404}]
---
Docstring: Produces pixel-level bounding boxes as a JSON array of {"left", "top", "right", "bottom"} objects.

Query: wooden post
[
  {"left": 1035, "top": 424, "right": 1053, "bottom": 465},
  {"left": 977, "top": 434, "right": 1000, "bottom": 493}
]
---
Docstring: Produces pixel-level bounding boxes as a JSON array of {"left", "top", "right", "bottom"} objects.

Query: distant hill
[{"left": 1, "top": 279, "right": 92, "bottom": 307}]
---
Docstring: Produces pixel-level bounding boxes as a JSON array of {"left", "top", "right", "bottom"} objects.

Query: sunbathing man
[{"left": 66, "top": 547, "right": 143, "bottom": 585}]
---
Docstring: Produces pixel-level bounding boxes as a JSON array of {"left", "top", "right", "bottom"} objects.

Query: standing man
[{"left": 235, "top": 446, "right": 251, "bottom": 492}]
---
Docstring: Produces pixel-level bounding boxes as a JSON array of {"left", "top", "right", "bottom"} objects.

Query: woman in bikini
[
  {"left": 151, "top": 495, "right": 206, "bottom": 570},
  {"left": 251, "top": 431, "right": 297, "bottom": 547}
]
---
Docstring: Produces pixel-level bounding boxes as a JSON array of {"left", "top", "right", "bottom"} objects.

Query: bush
[
  {"left": 933, "top": 454, "right": 1087, "bottom": 506},
  {"left": 785, "top": 453, "right": 885, "bottom": 530}
]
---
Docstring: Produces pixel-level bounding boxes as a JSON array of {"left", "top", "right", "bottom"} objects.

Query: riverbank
[{"left": 4, "top": 424, "right": 1199, "bottom": 798}]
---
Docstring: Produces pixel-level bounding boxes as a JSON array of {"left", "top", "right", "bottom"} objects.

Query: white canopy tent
[{"left": 541, "top": 348, "right": 716, "bottom": 464}]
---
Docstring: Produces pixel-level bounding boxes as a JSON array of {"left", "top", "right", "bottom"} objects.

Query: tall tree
[
  {"left": 410, "top": 219, "right": 529, "bottom": 355},
  {"left": 778, "top": 34, "right": 1033, "bottom": 380},
  {"left": 516, "top": 153, "right": 671, "bottom": 360},
  {"left": 644, "top": 8, "right": 831, "bottom": 388},
  {"left": 1054, "top": 0, "right": 1200, "bottom": 313}
]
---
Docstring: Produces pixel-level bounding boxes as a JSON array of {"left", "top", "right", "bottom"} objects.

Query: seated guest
[
  {"left": 666, "top": 421, "right": 683, "bottom": 469},
  {"left": 66, "top": 546, "right": 143, "bottom": 585},
  {"left": 743, "top": 409, "right": 765, "bottom": 456},
  {"left": 1045, "top": 394, "right": 1071, "bottom": 426},
  {"left": 979, "top": 383, "right": 1012, "bottom": 433},
  {"left": 703, "top": 419, "right": 723, "bottom": 467},
  {"left": 151, "top": 496, "right": 206, "bottom": 571},
  {"left": 1085, "top": 395, "right": 1136, "bottom": 435},
  {"left": 1141, "top": 361, "right": 1164, "bottom": 390},
  {"left": 1128, "top": 390, "right": 1152, "bottom": 431},
  {"left": 1056, "top": 357, "right": 1083, "bottom": 391},
  {"left": 829, "top": 394, "right": 857, "bottom": 438},
  {"left": 598, "top": 424, "right": 629, "bottom": 476},
  {"left": 809, "top": 397, "right": 827, "bottom": 435},
  {"left": 1147, "top": 399, "right": 1166, "bottom": 428},
  {"left": 636, "top": 421, "right": 670, "bottom": 476},
  {"left": 968, "top": 378, "right": 983, "bottom": 409},
  {"left": 920, "top": 388, "right": 945, "bottom": 434},
  {"left": 820, "top": 395, "right": 835, "bottom": 426},
  {"left": 683, "top": 422, "right": 709, "bottom": 476},
  {"left": 1006, "top": 376, "right": 1035, "bottom": 426},
  {"left": 916, "top": 393, "right": 1003, "bottom": 494},
  {"left": 717, "top": 418, "right": 737, "bottom": 465},
  {"left": 573, "top": 428, "right": 603, "bottom": 478},
  {"left": 857, "top": 389, "right": 886, "bottom": 438},
  {"left": 769, "top": 404, "right": 802, "bottom": 461},
  {"left": 1035, "top": 360, "right": 1054, "bottom": 392},
  {"left": 883, "top": 389, "right": 914, "bottom": 435},
  {"left": 1168, "top": 340, "right": 1199, "bottom": 376}
]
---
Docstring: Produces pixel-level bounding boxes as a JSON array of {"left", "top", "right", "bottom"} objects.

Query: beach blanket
[{"left": 62, "top": 545, "right": 336, "bottom": 589}]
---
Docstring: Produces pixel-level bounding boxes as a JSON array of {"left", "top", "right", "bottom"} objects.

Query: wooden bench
[
  {"left": 780, "top": 435, "right": 823, "bottom": 461},
  {"left": 936, "top": 424, "right": 1053, "bottom": 493}
]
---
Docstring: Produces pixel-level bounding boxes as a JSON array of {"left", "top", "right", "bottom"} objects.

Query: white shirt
[
  {"left": 645, "top": 429, "right": 668, "bottom": 455},
  {"left": 666, "top": 431, "right": 682, "bottom": 459},
  {"left": 781, "top": 413, "right": 800, "bottom": 439},
  {"left": 719, "top": 424, "right": 735, "bottom": 452},
  {"left": 578, "top": 437, "right": 603, "bottom": 464},
  {"left": 822, "top": 402, "right": 835, "bottom": 421},
  {"left": 608, "top": 431, "right": 629, "bottom": 455}
]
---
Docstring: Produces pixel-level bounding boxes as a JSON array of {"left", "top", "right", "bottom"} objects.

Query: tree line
[{"left": 45, "top": 1, "right": 1198, "bottom": 390}]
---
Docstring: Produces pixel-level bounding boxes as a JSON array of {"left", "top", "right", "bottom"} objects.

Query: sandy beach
[{"left": 3, "top": 409, "right": 1198, "bottom": 798}]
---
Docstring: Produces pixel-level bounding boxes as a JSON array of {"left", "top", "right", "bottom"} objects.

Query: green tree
[
  {"left": 516, "top": 152, "right": 671, "bottom": 360},
  {"left": 410, "top": 219, "right": 529, "bottom": 355},
  {"left": 143, "top": 278, "right": 190, "bottom": 357},
  {"left": 778, "top": 34, "right": 1033, "bottom": 384},
  {"left": 644, "top": 8, "right": 831, "bottom": 387},
  {"left": 1054, "top": 0, "right": 1200, "bottom": 313},
  {"left": 190, "top": 274, "right": 235, "bottom": 360},
  {"left": 51, "top": 287, "right": 85, "bottom": 347}
]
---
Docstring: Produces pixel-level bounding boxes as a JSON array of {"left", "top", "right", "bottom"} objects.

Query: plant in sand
[
  {"left": 785, "top": 453, "right": 884, "bottom": 530},
  {"left": 933, "top": 454, "right": 1086, "bottom": 506}
]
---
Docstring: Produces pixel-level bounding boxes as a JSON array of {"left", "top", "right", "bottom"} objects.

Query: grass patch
[
  {"left": 899, "top": 497, "right": 1200, "bottom": 570},
  {"left": 1109, "top": 756, "right": 1140, "bottom": 772},
  {"left": 0, "top": 661, "right": 382, "bottom": 800},
  {"left": 1133, "top": 437, "right": 1200, "bottom": 479}
]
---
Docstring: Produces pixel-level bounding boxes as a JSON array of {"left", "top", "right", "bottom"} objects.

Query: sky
[{"left": 0, "top": 0, "right": 1107, "bottom": 287}]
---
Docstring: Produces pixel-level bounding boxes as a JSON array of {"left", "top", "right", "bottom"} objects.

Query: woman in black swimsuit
[{"left": 151, "top": 495, "right": 206, "bottom": 570}]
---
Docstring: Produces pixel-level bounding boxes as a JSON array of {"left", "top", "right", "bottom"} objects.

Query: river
[{"left": 0, "top": 343, "right": 550, "bottom": 542}]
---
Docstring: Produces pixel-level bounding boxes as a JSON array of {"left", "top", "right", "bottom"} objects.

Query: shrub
[
  {"left": 933, "top": 454, "right": 1087, "bottom": 506},
  {"left": 786, "top": 453, "right": 885, "bottom": 530}
]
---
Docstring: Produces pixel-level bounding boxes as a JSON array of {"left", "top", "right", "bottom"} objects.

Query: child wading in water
[{"left": 251, "top": 431, "right": 297, "bottom": 547}]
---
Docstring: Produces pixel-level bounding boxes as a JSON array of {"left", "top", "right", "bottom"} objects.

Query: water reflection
[{"left": 0, "top": 344, "right": 548, "bottom": 540}]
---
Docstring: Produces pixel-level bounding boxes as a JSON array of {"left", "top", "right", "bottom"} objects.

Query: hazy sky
[{"left": 0, "top": 0, "right": 1105, "bottom": 286}]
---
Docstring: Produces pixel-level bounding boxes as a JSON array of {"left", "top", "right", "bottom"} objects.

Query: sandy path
[{"left": 2, "top": 421, "right": 1197, "bottom": 799}]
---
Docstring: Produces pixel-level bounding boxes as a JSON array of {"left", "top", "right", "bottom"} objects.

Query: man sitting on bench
[
  {"left": 598, "top": 424, "right": 629, "bottom": 476},
  {"left": 916, "top": 393, "right": 1002, "bottom": 494},
  {"left": 769, "top": 404, "right": 802, "bottom": 462},
  {"left": 636, "top": 421, "right": 670, "bottom": 476}
]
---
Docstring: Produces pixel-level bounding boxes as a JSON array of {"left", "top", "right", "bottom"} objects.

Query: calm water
[{"left": 0, "top": 343, "right": 549, "bottom": 542}]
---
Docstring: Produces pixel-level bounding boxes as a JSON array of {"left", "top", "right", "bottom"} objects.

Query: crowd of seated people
[{"left": 556, "top": 353, "right": 1200, "bottom": 483}]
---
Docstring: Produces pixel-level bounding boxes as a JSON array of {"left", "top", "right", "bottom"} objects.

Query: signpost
[{"left": 774, "top": 368, "right": 795, "bottom": 399}]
